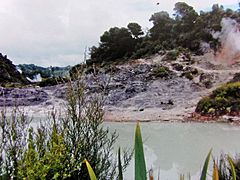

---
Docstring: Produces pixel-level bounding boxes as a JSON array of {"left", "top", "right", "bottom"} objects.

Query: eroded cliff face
[
  {"left": 0, "top": 54, "right": 29, "bottom": 86},
  {"left": 0, "top": 52, "right": 240, "bottom": 121}
]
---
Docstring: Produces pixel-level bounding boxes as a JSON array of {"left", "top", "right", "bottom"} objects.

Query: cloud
[{"left": 0, "top": 0, "right": 238, "bottom": 66}]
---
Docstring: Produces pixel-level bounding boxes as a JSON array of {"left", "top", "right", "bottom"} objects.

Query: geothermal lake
[
  {"left": 105, "top": 122, "right": 240, "bottom": 179},
  {"left": 31, "top": 118, "right": 240, "bottom": 179}
]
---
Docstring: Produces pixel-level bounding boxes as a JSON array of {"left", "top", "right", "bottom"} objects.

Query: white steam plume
[{"left": 214, "top": 18, "right": 240, "bottom": 63}]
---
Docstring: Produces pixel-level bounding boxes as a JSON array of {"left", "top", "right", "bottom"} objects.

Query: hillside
[
  {"left": 17, "top": 64, "right": 71, "bottom": 81},
  {"left": 0, "top": 2, "right": 240, "bottom": 121},
  {"left": 0, "top": 54, "right": 28, "bottom": 86},
  {"left": 1, "top": 51, "right": 240, "bottom": 122}
]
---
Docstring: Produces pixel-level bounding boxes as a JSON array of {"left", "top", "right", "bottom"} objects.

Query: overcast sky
[{"left": 0, "top": 0, "right": 239, "bottom": 67}]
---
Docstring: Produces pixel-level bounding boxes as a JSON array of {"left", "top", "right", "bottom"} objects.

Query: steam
[{"left": 214, "top": 18, "right": 240, "bottom": 63}]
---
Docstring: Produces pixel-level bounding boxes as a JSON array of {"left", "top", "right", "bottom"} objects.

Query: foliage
[
  {"left": 181, "top": 72, "right": 194, "bottom": 80},
  {"left": 118, "top": 148, "right": 123, "bottom": 180},
  {"left": 18, "top": 64, "right": 71, "bottom": 79},
  {"left": 37, "top": 77, "right": 68, "bottom": 87},
  {"left": 195, "top": 82, "right": 240, "bottom": 116},
  {"left": 69, "top": 63, "right": 87, "bottom": 79},
  {"left": 200, "top": 149, "right": 212, "bottom": 180},
  {"left": 0, "top": 108, "right": 31, "bottom": 179},
  {"left": 0, "top": 72, "right": 132, "bottom": 179},
  {"left": 149, "top": 11, "right": 174, "bottom": 45},
  {"left": 84, "top": 159, "right": 97, "bottom": 180},
  {"left": 127, "top": 22, "right": 144, "bottom": 39},
  {"left": 213, "top": 162, "right": 219, "bottom": 180},
  {"left": 0, "top": 54, "right": 28, "bottom": 86},
  {"left": 162, "top": 50, "right": 180, "bottom": 61},
  {"left": 228, "top": 156, "right": 237, "bottom": 180},
  {"left": 152, "top": 65, "right": 171, "bottom": 78},
  {"left": 90, "top": 27, "right": 137, "bottom": 62},
  {"left": 134, "top": 122, "right": 147, "bottom": 180},
  {"left": 87, "top": 2, "right": 240, "bottom": 64},
  {"left": 217, "top": 154, "right": 240, "bottom": 180}
]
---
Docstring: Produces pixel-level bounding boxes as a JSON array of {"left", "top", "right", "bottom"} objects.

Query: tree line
[{"left": 88, "top": 2, "right": 240, "bottom": 65}]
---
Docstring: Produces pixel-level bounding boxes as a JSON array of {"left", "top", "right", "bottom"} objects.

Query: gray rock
[{"left": 0, "top": 88, "right": 48, "bottom": 106}]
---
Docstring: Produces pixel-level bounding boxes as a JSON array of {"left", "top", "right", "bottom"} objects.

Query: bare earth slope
[
  {"left": 104, "top": 53, "right": 240, "bottom": 121},
  {"left": 1, "top": 52, "right": 240, "bottom": 121}
]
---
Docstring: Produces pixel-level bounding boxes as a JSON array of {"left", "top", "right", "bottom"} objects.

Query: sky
[{"left": 0, "top": 0, "right": 239, "bottom": 67}]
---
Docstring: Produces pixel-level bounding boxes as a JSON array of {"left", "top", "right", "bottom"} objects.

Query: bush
[
  {"left": 230, "top": 73, "right": 240, "bottom": 83},
  {"left": 0, "top": 72, "right": 131, "bottom": 179},
  {"left": 212, "top": 82, "right": 240, "bottom": 99},
  {"left": 162, "top": 50, "right": 180, "bottom": 61},
  {"left": 195, "top": 82, "right": 240, "bottom": 116},
  {"left": 152, "top": 65, "right": 170, "bottom": 78},
  {"left": 182, "top": 72, "right": 194, "bottom": 80},
  {"left": 37, "top": 77, "right": 68, "bottom": 87}
]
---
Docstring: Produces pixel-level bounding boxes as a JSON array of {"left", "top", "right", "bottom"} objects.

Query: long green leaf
[
  {"left": 118, "top": 147, "right": 123, "bottom": 180},
  {"left": 135, "top": 122, "right": 147, "bottom": 180},
  {"left": 200, "top": 149, "right": 212, "bottom": 180},
  {"left": 228, "top": 155, "right": 236, "bottom": 180},
  {"left": 84, "top": 159, "right": 97, "bottom": 180},
  {"left": 212, "top": 162, "right": 219, "bottom": 180}
]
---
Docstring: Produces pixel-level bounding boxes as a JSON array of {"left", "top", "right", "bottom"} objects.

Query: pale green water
[
  {"left": 31, "top": 117, "right": 240, "bottom": 179},
  {"left": 105, "top": 122, "right": 240, "bottom": 180}
]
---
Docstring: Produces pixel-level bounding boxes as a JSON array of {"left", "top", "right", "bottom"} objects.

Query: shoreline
[
  {"left": 104, "top": 115, "right": 240, "bottom": 125},
  {"left": 2, "top": 102, "right": 240, "bottom": 125}
]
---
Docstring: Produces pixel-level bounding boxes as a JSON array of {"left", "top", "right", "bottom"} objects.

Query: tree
[
  {"left": 127, "top": 22, "right": 144, "bottom": 39},
  {"left": 90, "top": 27, "right": 136, "bottom": 62},
  {"left": 174, "top": 2, "right": 198, "bottom": 22},
  {"left": 173, "top": 2, "right": 199, "bottom": 50},
  {"left": 149, "top": 11, "right": 174, "bottom": 43}
]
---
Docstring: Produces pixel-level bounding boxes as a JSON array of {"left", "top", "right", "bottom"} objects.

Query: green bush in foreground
[
  {"left": 196, "top": 82, "right": 240, "bottom": 116},
  {"left": 0, "top": 73, "right": 131, "bottom": 179}
]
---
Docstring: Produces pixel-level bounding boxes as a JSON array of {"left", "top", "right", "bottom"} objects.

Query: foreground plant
[
  {"left": 200, "top": 149, "right": 212, "bottom": 180},
  {"left": 0, "top": 71, "right": 132, "bottom": 179},
  {"left": 135, "top": 122, "right": 147, "bottom": 180}
]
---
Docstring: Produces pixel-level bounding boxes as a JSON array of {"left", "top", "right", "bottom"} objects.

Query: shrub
[
  {"left": 37, "top": 77, "right": 68, "bottom": 87},
  {"left": 0, "top": 72, "right": 132, "bottom": 179},
  {"left": 162, "top": 50, "right": 180, "bottom": 61},
  {"left": 152, "top": 65, "right": 170, "bottom": 78},
  {"left": 230, "top": 73, "right": 240, "bottom": 83},
  {"left": 182, "top": 72, "right": 194, "bottom": 80},
  {"left": 195, "top": 82, "right": 240, "bottom": 116}
]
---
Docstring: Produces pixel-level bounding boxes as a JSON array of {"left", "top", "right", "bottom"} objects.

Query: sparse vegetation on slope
[
  {"left": 0, "top": 54, "right": 29, "bottom": 86},
  {"left": 196, "top": 81, "right": 240, "bottom": 116}
]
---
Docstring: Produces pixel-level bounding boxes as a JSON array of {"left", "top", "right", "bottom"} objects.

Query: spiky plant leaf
[
  {"left": 84, "top": 159, "right": 97, "bottom": 180},
  {"left": 118, "top": 147, "right": 123, "bottom": 180},
  {"left": 228, "top": 155, "right": 236, "bottom": 180},
  {"left": 135, "top": 122, "right": 147, "bottom": 180},
  {"left": 200, "top": 149, "right": 212, "bottom": 180},
  {"left": 212, "top": 162, "right": 219, "bottom": 180}
]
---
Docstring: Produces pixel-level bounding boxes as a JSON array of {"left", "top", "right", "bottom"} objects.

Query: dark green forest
[{"left": 88, "top": 2, "right": 240, "bottom": 65}]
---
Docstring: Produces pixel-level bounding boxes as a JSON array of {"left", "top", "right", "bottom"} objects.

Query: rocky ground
[{"left": 1, "top": 52, "right": 240, "bottom": 122}]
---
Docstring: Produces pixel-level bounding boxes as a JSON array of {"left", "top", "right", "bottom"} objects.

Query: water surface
[{"left": 105, "top": 122, "right": 240, "bottom": 179}]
